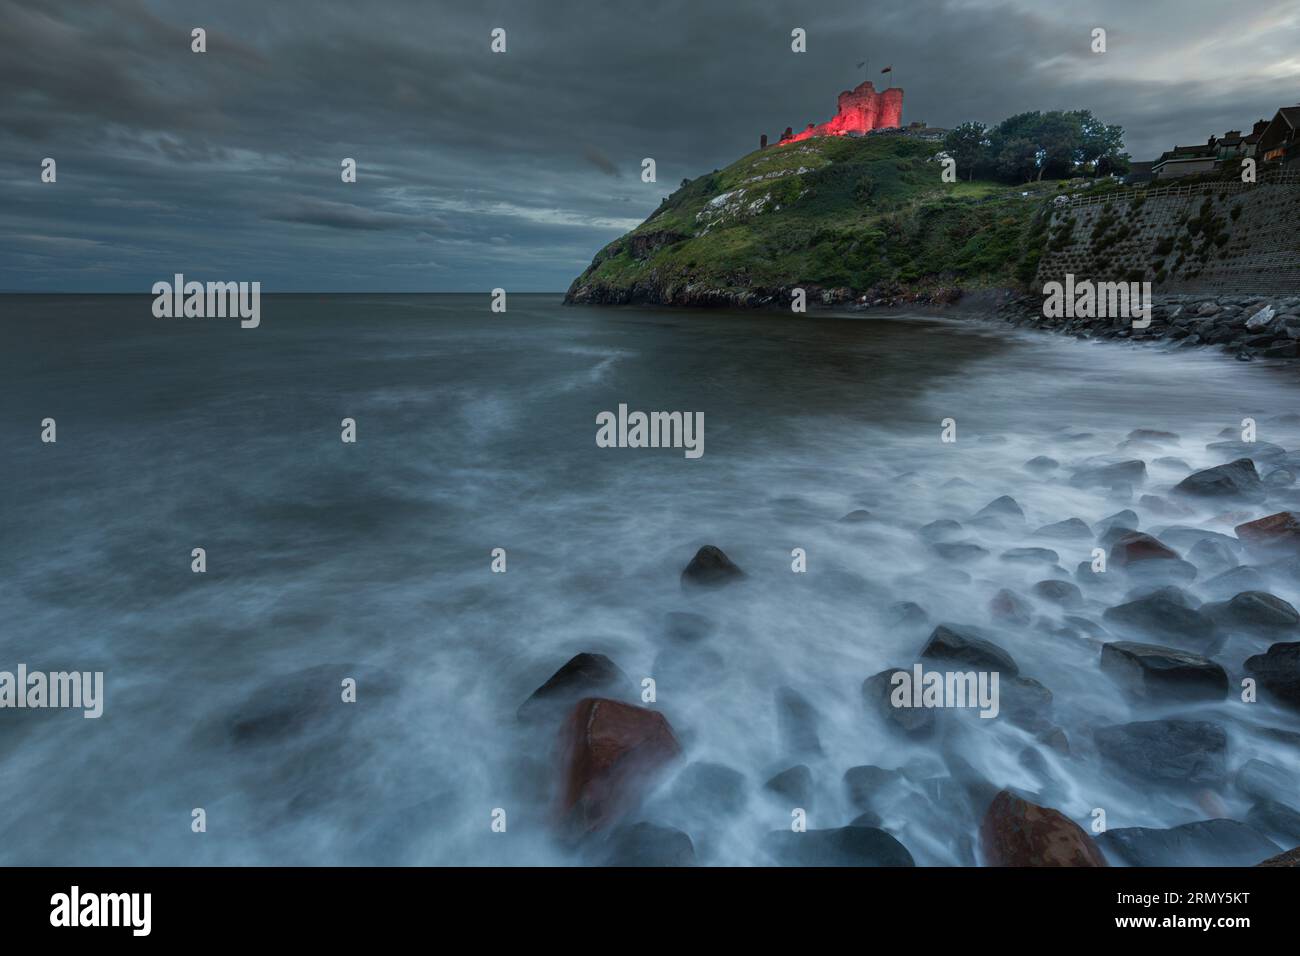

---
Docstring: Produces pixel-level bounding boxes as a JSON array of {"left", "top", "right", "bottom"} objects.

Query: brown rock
[
  {"left": 559, "top": 698, "right": 681, "bottom": 832},
  {"left": 1109, "top": 531, "right": 1180, "bottom": 566},
  {"left": 979, "top": 789, "right": 1108, "bottom": 867},
  {"left": 1257, "top": 846, "right": 1300, "bottom": 866},
  {"left": 1235, "top": 512, "right": 1300, "bottom": 551}
]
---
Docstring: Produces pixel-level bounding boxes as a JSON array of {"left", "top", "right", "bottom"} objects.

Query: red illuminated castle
[{"left": 766, "top": 80, "right": 904, "bottom": 147}]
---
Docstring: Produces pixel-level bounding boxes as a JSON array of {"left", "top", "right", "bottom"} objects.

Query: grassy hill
[{"left": 565, "top": 134, "right": 1055, "bottom": 307}]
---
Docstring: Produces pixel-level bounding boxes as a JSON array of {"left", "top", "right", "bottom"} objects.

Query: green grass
[{"left": 570, "top": 135, "right": 1049, "bottom": 300}]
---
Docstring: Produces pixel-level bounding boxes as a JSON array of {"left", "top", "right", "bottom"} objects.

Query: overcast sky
[{"left": 2, "top": 0, "right": 1297, "bottom": 292}]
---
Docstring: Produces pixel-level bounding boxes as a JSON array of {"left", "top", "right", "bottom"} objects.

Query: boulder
[
  {"left": 519, "top": 652, "right": 628, "bottom": 720},
  {"left": 1108, "top": 531, "right": 1180, "bottom": 567},
  {"left": 1024, "top": 456, "right": 1059, "bottom": 473},
  {"left": 764, "top": 824, "right": 915, "bottom": 867},
  {"left": 1236, "top": 759, "right": 1296, "bottom": 806},
  {"left": 974, "top": 495, "right": 1024, "bottom": 520},
  {"left": 1173, "top": 458, "right": 1264, "bottom": 500},
  {"left": 1071, "top": 459, "right": 1147, "bottom": 489},
  {"left": 1102, "top": 592, "right": 1220, "bottom": 652},
  {"left": 1243, "top": 642, "right": 1300, "bottom": 709},
  {"left": 1235, "top": 512, "right": 1300, "bottom": 552},
  {"left": 764, "top": 765, "right": 813, "bottom": 808},
  {"left": 1247, "top": 800, "right": 1300, "bottom": 843},
  {"left": 990, "top": 588, "right": 1033, "bottom": 625},
  {"left": 1099, "top": 641, "right": 1228, "bottom": 701},
  {"left": 602, "top": 822, "right": 695, "bottom": 866},
  {"left": 1204, "top": 590, "right": 1299, "bottom": 630},
  {"left": 775, "top": 686, "right": 823, "bottom": 757},
  {"left": 918, "top": 518, "right": 963, "bottom": 542},
  {"left": 1034, "top": 518, "right": 1092, "bottom": 539},
  {"left": 1098, "top": 819, "right": 1279, "bottom": 867},
  {"left": 680, "top": 545, "right": 746, "bottom": 588},
  {"left": 930, "top": 541, "right": 989, "bottom": 563},
  {"left": 979, "top": 790, "right": 1107, "bottom": 867},
  {"left": 662, "top": 611, "right": 715, "bottom": 645},
  {"left": 671, "top": 761, "right": 747, "bottom": 815},
  {"left": 1095, "top": 510, "right": 1139, "bottom": 537},
  {"left": 1094, "top": 719, "right": 1228, "bottom": 786},
  {"left": 559, "top": 698, "right": 682, "bottom": 831},
  {"left": 843, "top": 765, "right": 905, "bottom": 812},
  {"left": 838, "top": 509, "right": 872, "bottom": 523},
  {"left": 863, "top": 668, "right": 937, "bottom": 738},
  {"left": 920, "top": 623, "right": 1021, "bottom": 676},
  {"left": 1000, "top": 547, "right": 1060, "bottom": 565},
  {"left": 1203, "top": 565, "right": 1267, "bottom": 599},
  {"left": 1032, "top": 579, "right": 1083, "bottom": 608}
]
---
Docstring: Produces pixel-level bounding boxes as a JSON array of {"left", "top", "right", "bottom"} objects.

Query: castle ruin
[{"left": 766, "top": 80, "right": 904, "bottom": 147}]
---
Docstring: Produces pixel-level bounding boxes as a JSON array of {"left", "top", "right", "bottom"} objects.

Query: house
[
  {"left": 1257, "top": 106, "right": 1300, "bottom": 168},
  {"left": 1123, "top": 161, "right": 1155, "bottom": 185},
  {"left": 1151, "top": 139, "right": 1218, "bottom": 179}
]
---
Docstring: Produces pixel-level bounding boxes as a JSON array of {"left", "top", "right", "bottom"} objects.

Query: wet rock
[
  {"left": 1188, "top": 538, "right": 1239, "bottom": 575},
  {"left": 1071, "top": 459, "right": 1146, "bottom": 489},
  {"left": 843, "top": 765, "right": 905, "bottom": 811},
  {"left": 1155, "top": 526, "right": 1240, "bottom": 552},
  {"left": 1138, "top": 494, "right": 1191, "bottom": 518},
  {"left": 663, "top": 611, "right": 715, "bottom": 645},
  {"left": 1265, "top": 468, "right": 1297, "bottom": 487},
  {"left": 990, "top": 588, "right": 1033, "bottom": 625},
  {"left": 764, "top": 824, "right": 915, "bottom": 867},
  {"left": 1034, "top": 518, "right": 1092, "bottom": 539},
  {"left": 1203, "top": 565, "right": 1267, "bottom": 599},
  {"left": 1094, "top": 719, "right": 1227, "bottom": 786},
  {"left": 920, "top": 624, "right": 1021, "bottom": 676},
  {"left": 1236, "top": 759, "right": 1296, "bottom": 806},
  {"left": 930, "top": 541, "right": 989, "bottom": 563},
  {"left": 519, "top": 653, "right": 629, "bottom": 720},
  {"left": 1108, "top": 531, "right": 1180, "bottom": 567},
  {"left": 1024, "top": 456, "right": 1059, "bottom": 473},
  {"left": 1243, "top": 642, "right": 1300, "bottom": 709},
  {"left": 1097, "top": 819, "right": 1279, "bottom": 867},
  {"left": 559, "top": 698, "right": 682, "bottom": 832},
  {"left": 602, "top": 822, "right": 695, "bottom": 866},
  {"left": 1205, "top": 440, "right": 1286, "bottom": 462},
  {"left": 1001, "top": 676, "right": 1054, "bottom": 733},
  {"left": 1127, "top": 429, "right": 1179, "bottom": 444},
  {"left": 1096, "top": 510, "right": 1140, "bottom": 537},
  {"left": 671, "top": 761, "right": 747, "bottom": 815},
  {"left": 838, "top": 509, "right": 872, "bottom": 523},
  {"left": 1032, "top": 579, "right": 1083, "bottom": 608},
  {"left": 1174, "top": 458, "right": 1264, "bottom": 500},
  {"left": 764, "top": 765, "right": 812, "bottom": 807},
  {"left": 974, "top": 495, "right": 1024, "bottom": 520},
  {"left": 1102, "top": 592, "right": 1220, "bottom": 653},
  {"left": 885, "top": 601, "right": 929, "bottom": 629},
  {"left": 979, "top": 790, "right": 1107, "bottom": 867},
  {"left": 1099, "top": 641, "right": 1228, "bottom": 701},
  {"left": 224, "top": 663, "right": 390, "bottom": 747},
  {"left": 1154, "top": 456, "right": 1190, "bottom": 469},
  {"left": 1258, "top": 847, "right": 1300, "bottom": 866},
  {"left": 917, "top": 518, "right": 964, "bottom": 542},
  {"left": 1000, "top": 547, "right": 1060, "bottom": 565},
  {"left": 1247, "top": 800, "right": 1300, "bottom": 843},
  {"left": 1235, "top": 512, "right": 1300, "bottom": 553},
  {"left": 1203, "top": 591, "right": 1299, "bottom": 630},
  {"left": 680, "top": 545, "right": 746, "bottom": 588},
  {"left": 863, "top": 668, "right": 937, "bottom": 738},
  {"left": 775, "top": 686, "right": 823, "bottom": 757}
]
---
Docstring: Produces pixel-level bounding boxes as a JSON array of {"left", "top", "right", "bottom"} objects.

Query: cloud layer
[{"left": 1, "top": 0, "right": 1296, "bottom": 291}]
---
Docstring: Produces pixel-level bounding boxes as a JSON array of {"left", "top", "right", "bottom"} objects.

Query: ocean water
[{"left": 1, "top": 293, "right": 1298, "bottom": 866}]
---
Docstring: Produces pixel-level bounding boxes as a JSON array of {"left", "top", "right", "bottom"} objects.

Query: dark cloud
[{"left": 0, "top": 0, "right": 1296, "bottom": 291}]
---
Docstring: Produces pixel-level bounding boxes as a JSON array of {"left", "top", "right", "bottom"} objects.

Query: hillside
[{"left": 565, "top": 134, "right": 1054, "bottom": 307}]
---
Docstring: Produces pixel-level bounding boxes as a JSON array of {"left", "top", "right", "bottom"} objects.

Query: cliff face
[
  {"left": 781, "top": 81, "right": 903, "bottom": 144},
  {"left": 565, "top": 134, "right": 1046, "bottom": 308}
]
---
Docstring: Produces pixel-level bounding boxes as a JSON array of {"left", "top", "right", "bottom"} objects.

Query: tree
[{"left": 942, "top": 121, "right": 990, "bottom": 181}]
